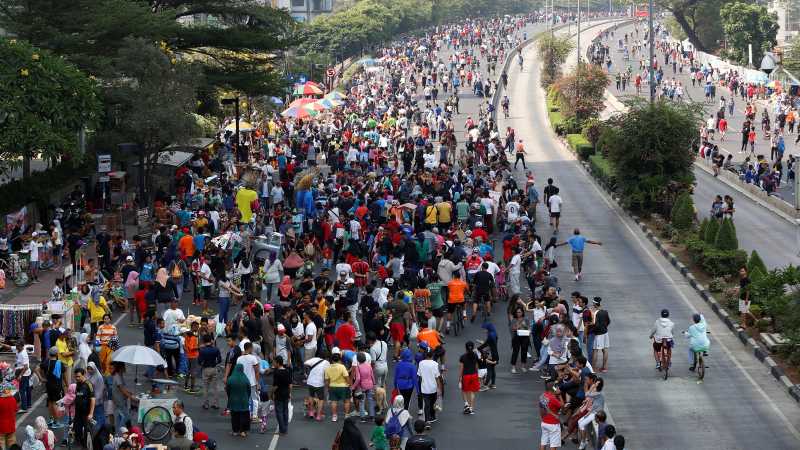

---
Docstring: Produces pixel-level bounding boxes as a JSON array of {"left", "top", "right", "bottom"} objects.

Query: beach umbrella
[
  {"left": 224, "top": 120, "right": 253, "bottom": 132},
  {"left": 281, "top": 105, "right": 317, "bottom": 119},
  {"left": 293, "top": 82, "right": 324, "bottom": 96},
  {"left": 287, "top": 97, "right": 317, "bottom": 108},
  {"left": 325, "top": 91, "right": 346, "bottom": 101}
]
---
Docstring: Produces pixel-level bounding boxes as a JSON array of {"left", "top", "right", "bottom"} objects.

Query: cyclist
[
  {"left": 685, "top": 313, "right": 710, "bottom": 372},
  {"left": 649, "top": 309, "right": 675, "bottom": 370},
  {"left": 417, "top": 321, "right": 446, "bottom": 368},
  {"left": 501, "top": 95, "right": 510, "bottom": 118},
  {"left": 472, "top": 263, "right": 495, "bottom": 322},
  {"left": 446, "top": 272, "right": 468, "bottom": 334}
]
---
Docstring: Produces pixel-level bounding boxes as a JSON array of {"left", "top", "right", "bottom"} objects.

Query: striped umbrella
[{"left": 293, "top": 82, "right": 324, "bottom": 96}]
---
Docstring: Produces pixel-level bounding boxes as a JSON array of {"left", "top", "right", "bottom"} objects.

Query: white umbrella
[{"left": 112, "top": 345, "right": 167, "bottom": 367}]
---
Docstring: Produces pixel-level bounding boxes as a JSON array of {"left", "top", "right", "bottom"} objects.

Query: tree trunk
[
  {"left": 22, "top": 151, "right": 31, "bottom": 179},
  {"left": 671, "top": 10, "right": 708, "bottom": 53}
]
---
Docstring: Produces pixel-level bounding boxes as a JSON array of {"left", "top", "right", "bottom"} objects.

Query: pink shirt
[{"left": 353, "top": 362, "right": 375, "bottom": 391}]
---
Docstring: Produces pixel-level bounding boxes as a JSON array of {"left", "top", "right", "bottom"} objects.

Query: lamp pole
[
  {"left": 222, "top": 97, "right": 241, "bottom": 149},
  {"left": 648, "top": 0, "right": 655, "bottom": 103},
  {"left": 577, "top": 0, "right": 581, "bottom": 63}
]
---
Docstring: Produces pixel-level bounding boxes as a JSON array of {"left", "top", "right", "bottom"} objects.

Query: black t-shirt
[
  {"left": 459, "top": 351, "right": 479, "bottom": 375},
  {"left": 41, "top": 359, "right": 62, "bottom": 390},
  {"left": 272, "top": 367, "right": 292, "bottom": 401},
  {"left": 74, "top": 381, "right": 94, "bottom": 414},
  {"left": 405, "top": 435, "right": 437, "bottom": 450},
  {"left": 593, "top": 309, "right": 610, "bottom": 335},
  {"left": 473, "top": 271, "right": 495, "bottom": 294},
  {"left": 739, "top": 277, "right": 750, "bottom": 300}
]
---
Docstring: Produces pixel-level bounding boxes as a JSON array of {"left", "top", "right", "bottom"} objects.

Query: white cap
[
  {"left": 345, "top": 278, "right": 354, "bottom": 285},
  {"left": 332, "top": 347, "right": 342, "bottom": 355},
  {"left": 126, "top": 256, "right": 134, "bottom": 262}
]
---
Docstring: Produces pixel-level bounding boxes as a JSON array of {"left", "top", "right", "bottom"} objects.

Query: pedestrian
[
  {"left": 404, "top": 419, "right": 437, "bottom": 450},
  {"left": 416, "top": 348, "right": 441, "bottom": 427},
  {"left": 198, "top": 334, "right": 221, "bottom": 410},
  {"left": 591, "top": 298, "right": 610, "bottom": 373},
  {"left": 370, "top": 415, "right": 388, "bottom": 450},
  {"left": 0, "top": 340, "right": 31, "bottom": 412},
  {"left": 236, "top": 341, "right": 261, "bottom": 418},
  {"left": 272, "top": 355, "right": 293, "bottom": 434},
  {"left": 557, "top": 228, "right": 602, "bottom": 282},
  {"left": 458, "top": 341, "right": 481, "bottom": 414},
  {"left": 0, "top": 383, "right": 18, "bottom": 449},
  {"left": 393, "top": 348, "right": 416, "bottom": 411},
  {"left": 352, "top": 352, "right": 376, "bottom": 421},
  {"left": 304, "top": 351, "right": 330, "bottom": 421},
  {"left": 538, "top": 383, "right": 562, "bottom": 450},
  {"left": 85, "top": 362, "right": 106, "bottom": 429},
  {"left": 226, "top": 363, "right": 251, "bottom": 438},
  {"left": 738, "top": 267, "right": 751, "bottom": 328},
  {"left": 72, "top": 368, "right": 95, "bottom": 448},
  {"left": 33, "top": 416, "right": 55, "bottom": 450},
  {"left": 547, "top": 188, "right": 562, "bottom": 232},
  {"left": 478, "top": 322, "right": 499, "bottom": 389},
  {"left": 110, "top": 362, "right": 136, "bottom": 433},
  {"left": 510, "top": 307, "right": 530, "bottom": 374},
  {"left": 21, "top": 425, "right": 45, "bottom": 450},
  {"left": 335, "top": 416, "right": 369, "bottom": 450}
]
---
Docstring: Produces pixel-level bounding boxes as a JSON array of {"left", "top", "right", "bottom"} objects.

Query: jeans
[
  {"left": 358, "top": 389, "right": 375, "bottom": 417},
  {"left": 218, "top": 296, "right": 230, "bottom": 323},
  {"left": 163, "top": 348, "right": 180, "bottom": 377},
  {"left": 586, "top": 334, "right": 595, "bottom": 365},
  {"left": 115, "top": 405, "right": 130, "bottom": 433},
  {"left": 93, "top": 404, "right": 105, "bottom": 431},
  {"left": 19, "top": 375, "right": 31, "bottom": 410},
  {"left": 274, "top": 398, "right": 289, "bottom": 433}
]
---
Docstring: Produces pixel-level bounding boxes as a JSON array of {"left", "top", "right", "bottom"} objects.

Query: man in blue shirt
[{"left": 557, "top": 228, "right": 602, "bottom": 282}]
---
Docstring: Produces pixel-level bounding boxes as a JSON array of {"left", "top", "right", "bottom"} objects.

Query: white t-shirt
[
  {"left": 304, "top": 322, "right": 318, "bottom": 351},
  {"left": 505, "top": 201, "right": 520, "bottom": 221},
  {"left": 29, "top": 241, "right": 40, "bottom": 262},
  {"left": 163, "top": 308, "right": 185, "bottom": 330},
  {"left": 305, "top": 357, "right": 330, "bottom": 388},
  {"left": 509, "top": 254, "right": 522, "bottom": 274},
  {"left": 199, "top": 263, "right": 213, "bottom": 287},
  {"left": 14, "top": 348, "right": 31, "bottom": 377},
  {"left": 369, "top": 340, "right": 388, "bottom": 369},
  {"left": 549, "top": 195, "right": 563, "bottom": 213},
  {"left": 237, "top": 354, "right": 260, "bottom": 386},
  {"left": 417, "top": 359, "right": 440, "bottom": 394}
]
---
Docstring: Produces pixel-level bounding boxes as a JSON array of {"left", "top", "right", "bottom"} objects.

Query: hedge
[
  {"left": 685, "top": 235, "right": 747, "bottom": 277},
  {"left": 670, "top": 192, "right": 694, "bottom": 231},
  {"left": 566, "top": 133, "right": 594, "bottom": 159},
  {"left": 589, "top": 154, "right": 616, "bottom": 188}
]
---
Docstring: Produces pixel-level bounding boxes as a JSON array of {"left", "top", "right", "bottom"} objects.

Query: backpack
[
  {"left": 171, "top": 263, "right": 182, "bottom": 279},
  {"left": 384, "top": 409, "right": 403, "bottom": 438}
]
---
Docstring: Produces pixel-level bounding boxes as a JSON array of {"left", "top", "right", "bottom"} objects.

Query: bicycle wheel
[
  {"left": 141, "top": 406, "right": 173, "bottom": 441},
  {"left": 662, "top": 349, "right": 669, "bottom": 380},
  {"left": 697, "top": 354, "right": 705, "bottom": 381}
]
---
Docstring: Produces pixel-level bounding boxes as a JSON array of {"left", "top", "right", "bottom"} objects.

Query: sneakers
[
  {"left": 418, "top": 410, "right": 424, "bottom": 416},
  {"left": 511, "top": 367, "right": 517, "bottom": 374},
  {"left": 656, "top": 362, "right": 661, "bottom": 370},
  {"left": 490, "top": 384, "right": 497, "bottom": 389},
  {"left": 521, "top": 367, "right": 527, "bottom": 373},
  {"left": 578, "top": 440, "right": 588, "bottom": 450},
  {"left": 479, "top": 385, "right": 490, "bottom": 392},
  {"left": 331, "top": 415, "right": 338, "bottom": 422}
]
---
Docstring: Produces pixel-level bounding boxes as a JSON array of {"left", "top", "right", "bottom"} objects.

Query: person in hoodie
[
  {"left": 393, "top": 348, "right": 416, "bottom": 411},
  {"left": 649, "top": 309, "right": 675, "bottom": 370},
  {"left": 685, "top": 314, "right": 710, "bottom": 371}
]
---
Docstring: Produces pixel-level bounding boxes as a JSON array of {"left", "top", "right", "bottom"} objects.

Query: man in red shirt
[
  {"left": 335, "top": 312, "right": 357, "bottom": 351},
  {"left": 0, "top": 386, "right": 18, "bottom": 448},
  {"left": 539, "top": 384, "right": 562, "bottom": 450},
  {"left": 351, "top": 257, "right": 370, "bottom": 289}
]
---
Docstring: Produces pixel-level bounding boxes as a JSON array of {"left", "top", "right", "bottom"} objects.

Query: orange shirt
[
  {"left": 447, "top": 278, "right": 468, "bottom": 304},
  {"left": 178, "top": 234, "right": 195, "bottom": 260},
  {"left": 417, "top": 328, "right": 441, "bottom": 349},
  {"left": 185, "top": 335, "right": 199, "bottom": 359}
]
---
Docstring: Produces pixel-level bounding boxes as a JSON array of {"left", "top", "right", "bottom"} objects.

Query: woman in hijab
[
  {"left": 76, "top": 333, "right": 91, "bottom": 370},
  {"left": 22, "top": 425, "right": 45, "bottom": 450},
  {"left": 152, "top": 267, "right": 178, "bottom": 318},
  {"left": 384, "top": 396, "right": 412, "bottom": 449},
  {"left": 86, "top": 362, "right": 106, "bottom": 428},
  {"left": 34, "top": 416, "right": 55, "bottom": 450},
  {"left": 124, "top": 270, "right": 140, "bottom": 326},
  {"left": 546, "top": 325, "right": 568, "bottom": 382},
  {"left": 277, "top": 275, "right": 294, "bottom": 309},
  {"left": 337, "top": 416, "right": 368, "bottom": 450},
  {"left": 225, "top": 363, "right": 251, "bottom": 437}
]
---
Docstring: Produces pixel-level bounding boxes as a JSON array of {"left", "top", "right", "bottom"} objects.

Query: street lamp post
[
  {"left": 648, "top": 0, "right": 655, "bottom": 103},
  {"left": 577, "top": 0, "right": 581, "bottom": 63}
]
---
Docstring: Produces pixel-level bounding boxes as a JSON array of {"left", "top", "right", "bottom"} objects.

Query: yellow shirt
[
  {"left": 325, "top": 362, "right": 350, "bottom": 387},
  {"left": 56, "top": 338, "right": 73, "bottom": 367},
  {"left": 88, "top": 296, "right": 108, "bottom": 323},
  {"left": 425, "top": 205, "right": 438, "bottom": 225},
  {"left": 235, "top": 188, "right": 258, "bottom": 223},
  {"left": 436, "top": 201, "right": 452, "bottom": 223}
]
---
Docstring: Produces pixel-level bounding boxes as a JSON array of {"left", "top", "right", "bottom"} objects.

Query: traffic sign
[{"left": 326, "top": 67, "right": 336, "bottom": 78}]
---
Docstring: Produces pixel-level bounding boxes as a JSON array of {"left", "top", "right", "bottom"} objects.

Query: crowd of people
[{"left": 0, "top": 10, "right": 639, "bottom": 450}]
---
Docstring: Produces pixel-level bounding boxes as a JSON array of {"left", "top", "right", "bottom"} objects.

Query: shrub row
[
  {"left": 685, "top": 234, "right": 748, "bottom": 277},
  {"left": 566, "top": 134, "right": 594, "bottom": 160},
  {"left": 588, "top": 154, "right": 616, "bottom": 188}
]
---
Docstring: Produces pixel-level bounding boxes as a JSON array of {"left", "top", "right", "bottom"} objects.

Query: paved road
[
  {"left": 497, "top": 22, "right": 800, "bottom": 450},
  {"left": 600, "top": 21, "right": 800, "bottom": 269}
]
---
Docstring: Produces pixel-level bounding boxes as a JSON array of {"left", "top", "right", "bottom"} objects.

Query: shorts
[
  {"left": 739, "top": 300, "right": 750, "bottom": 314},
  {"left": 593, "top": 333, "right": 610, "bottom": 350},
  {"left": 29, "top": 260, "right": 39, "bottom": 271},
  {"left": 474, "top": 291, "right": 491, "bottom": 303},
  {"left": 447, "top": 302, "right": 464, "bottom": 313},
  {"left": 550, "top": 211, "right": 560, "bottom": 219},
  {"left": 390, "top": 323, "right": 406, "bottom": 343},
  {"left": 461, "top": 373, "right": 480, "bottom": 392},
  {"left": 571, "top": 252, "right": 583, "bottom": 270},
  {"left": 432, "top": 306, "right": 445, "bottom": 318},
  {"left": 197, "top": 285, "right": 210, "bottom": 299},
  {"left": 652, "top": 339, "right": 674, "bottom": 352},
  {"left": 308, "top": 386, "right": 325, "bottom": 400},
  {"left": 540, "top": 422, "right": 561, "bottom": 448},
  {"left": 329, "top": 386, "right": 350, "bottom": 402}
]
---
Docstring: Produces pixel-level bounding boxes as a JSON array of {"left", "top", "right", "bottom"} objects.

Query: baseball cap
[
  {"left": 277, "top": 323, "right": 286, "bottom": 332},
  {"left": 331, "top": 347, "right": 342, "bottom": 355},
  {"left": 126, "top": 256, "right": 134, "bottom": 262},
  {"left": 345, "top": 278, "right": 354, "bottom": 285},
  {"left": 385, "top": 278, "right": 394, "bottom": 286}
]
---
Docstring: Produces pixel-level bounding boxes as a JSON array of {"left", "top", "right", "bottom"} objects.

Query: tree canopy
[
  {"left": 658, "top": 0, "right": 729, "bottom": 53},
  {"left": 551, "top": 63, "right": 609, "bottom": 125},
  {"left": 719, "top": 2, "right": 778, "bottom": 66},
  {"left": 0, "top": 39, "right": 101, "bottom": 178}
]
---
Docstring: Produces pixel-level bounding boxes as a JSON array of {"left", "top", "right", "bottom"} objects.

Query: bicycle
[
  {"left": 658, "top": 338, "right": 672, "bottom": 380},
  {"left": 692, "top": 350, "right": 705, "bottom": 383},
  {"left": 452, "top": 303, "right": 465, "bottom": 336},
  {"left": 141, "top": 405, "right": 173, "bottom": 441},
  {"left": 0, "top": 255, "right": 29, "bottom": 287}
]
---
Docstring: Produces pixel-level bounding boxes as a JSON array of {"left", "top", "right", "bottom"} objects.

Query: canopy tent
[{"left": 224, "top": 120, "right": 254, "bottom": 132}]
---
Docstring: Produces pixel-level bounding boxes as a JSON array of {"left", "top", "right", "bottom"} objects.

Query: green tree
[
  {"left": 536, "top": 34, "right": 575, "bottom": 88},
  {"left": 99, "top": 38, "right": 200, "bottom": 202},
  {"left": 698, "top": 218, "right": 709, "bottom": 242},
  {"left": 704, "top": 218, "right": 720, "bottom": 245},
  {"left": 658, "top": 0, "right": 731, "bottom": 53},
  {"left": 719, "top": 2, "right": 778, "bottom": 66},
  {"left": 748, "top": 250, "right": 768, "bottom": 275},
  {"left": 552, "top": 64, "right": 610, "bottom": 125},
  {"left": 714, "top": 218, "right": 738, "bottom": 250},
  {"left": 603, "top": 99, "right": 703, "bottom": 212},
  {"left": 0, "top": 39, "right": 101, "bottom": 178},
  {"left": 670, "top": 192, "right": 695, "bottom": 231},
  {"left": 781, "top": 33, "right": 800, "bottom": 74}
]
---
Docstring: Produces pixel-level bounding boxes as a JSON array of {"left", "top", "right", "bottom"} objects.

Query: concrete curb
[{"left": 570, "top": 145, "right": 800, "bottom": 403}]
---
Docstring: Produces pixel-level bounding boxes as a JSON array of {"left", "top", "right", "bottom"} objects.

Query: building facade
[{"left": 273, "top": 0, "right": 334, "bottom": 22}]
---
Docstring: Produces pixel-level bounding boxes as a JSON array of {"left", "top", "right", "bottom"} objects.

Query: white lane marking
[
  {"left": 16, "top": 312, "right": 129, "bottom": 425},
  {"left": 578, "top": 155, "right": 800, "bottom": 442},
  {"left": 268, "top": 432, "right": 280, "bottom": 450}
]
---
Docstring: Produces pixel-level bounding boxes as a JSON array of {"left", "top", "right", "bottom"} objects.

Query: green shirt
[
  {"left": 371, "top": 425, "right": 388, "bottom": 450},
  {"left": 428, "top": 282, "right": 444, "bottom": 309},
  {"left": 456, "top": 201, "right": 469, "bottom": 220}
]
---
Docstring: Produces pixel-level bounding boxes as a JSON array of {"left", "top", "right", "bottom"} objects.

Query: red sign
[{"left": 326, "top": 67, "right": 336, "bottom": 78}]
